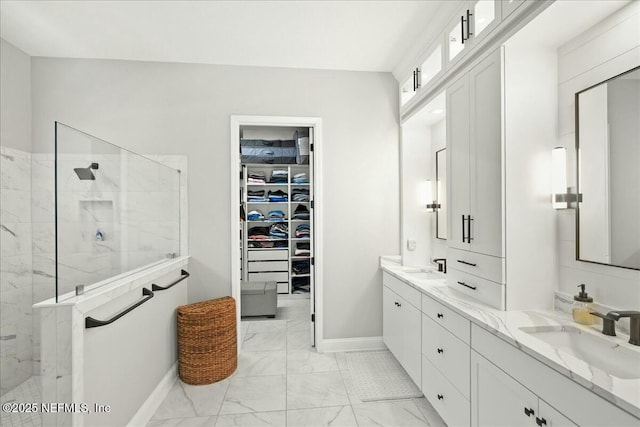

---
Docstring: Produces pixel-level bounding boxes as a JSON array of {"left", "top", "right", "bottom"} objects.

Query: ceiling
[{"left": 0, "top": 0, "right": 444, "bottom": 72}]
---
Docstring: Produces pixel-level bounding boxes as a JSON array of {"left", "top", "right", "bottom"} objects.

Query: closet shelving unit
[{"left": 241, "top": 158, "right": 313, "bottom": 295}]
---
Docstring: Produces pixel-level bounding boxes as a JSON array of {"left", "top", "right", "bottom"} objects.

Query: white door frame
[{"left": 230, "top": 115, "right": 324, "bottom": 352}]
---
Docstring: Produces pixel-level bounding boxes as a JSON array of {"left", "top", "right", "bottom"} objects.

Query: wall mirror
[
  {"left": 436, "top": 148, "right": 447, "bottom": 239},
  {"left": 576, "top": 65, "right": 640, "bottom": 270}
]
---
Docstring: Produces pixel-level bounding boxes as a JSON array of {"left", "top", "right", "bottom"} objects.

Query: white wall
[
  {"left": 503, "top": 43, "right": 559, "bottom": 310},
  {"left": 556, "top": 1, "right": 640, "bottom": 307},
  {"left": 30, "top": 58, "right": 400, "bottom": 340},
  {"left": 1, "top": 39, "right": 31, "bottom": 152}
]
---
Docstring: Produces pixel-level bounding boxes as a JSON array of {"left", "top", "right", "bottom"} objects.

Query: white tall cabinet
[{"left": 446, "top": 48, "right": 505, "bottom": 309}]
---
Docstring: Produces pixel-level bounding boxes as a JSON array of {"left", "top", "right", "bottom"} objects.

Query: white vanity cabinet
[
  {"left": 471, "top": 324, "right": 639, "bottom": 427},
  {"left": 471, "top": 351, "right": 576, "bottom": 427},
  {"left": 382, "top": 272, "right": 422, "bottom": 388},
  {"left": 421, "top": 293, "right": 471, "bottom": 426}
]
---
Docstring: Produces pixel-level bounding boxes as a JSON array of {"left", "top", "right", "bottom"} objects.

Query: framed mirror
[
  {"left": 436, "top": 148, "right": 447, "bottom": 239},
  {"left": 576, "top": 65, "right": 640, "bottom": 270}
]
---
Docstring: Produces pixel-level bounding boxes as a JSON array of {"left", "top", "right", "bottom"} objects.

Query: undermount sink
[{"left": 520, "top": 325, "right": 640, "bottom": 379}]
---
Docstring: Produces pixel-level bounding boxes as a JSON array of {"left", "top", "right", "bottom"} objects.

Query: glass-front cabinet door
[
  {"left": 446, "top": 0, "right": 501, "bottom": 66},
  {"left": 401, "top": 71, "right": 417, "bottom": 105},
  {"left": 471, "top": 0, "right": 501, "bottom": 44},
  {"left": 447, "top": 8, "right": 467, "bottom": 63},
  {"left": 419, "top": 43, "right": 443, "bottom": 89}
]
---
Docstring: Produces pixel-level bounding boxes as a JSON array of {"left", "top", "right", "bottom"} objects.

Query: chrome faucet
[
  {"left": 432, "top": 258, "right": 447, "bottom": 274},
  {"left": 590, "top": 310, "right": 640, "bottom": 346}
]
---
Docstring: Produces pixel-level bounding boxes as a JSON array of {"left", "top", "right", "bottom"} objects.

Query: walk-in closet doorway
[{"left": 230, "top": 115, "right": 324, "bottom": 352}]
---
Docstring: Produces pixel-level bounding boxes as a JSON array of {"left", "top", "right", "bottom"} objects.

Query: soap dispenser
[{"left": 572, "top": 284, "right": 595, "bottom": 325}]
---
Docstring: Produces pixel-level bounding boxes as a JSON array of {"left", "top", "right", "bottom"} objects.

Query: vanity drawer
[
  {"left": 248, "top": 272, "right": 288, "bottom": 282},
  {"left": 422, "top": 355, "right": 470, "bottom": 427},
  {"left": 447, "top": 247, "right": 504, "bottom": 284},
  {"left": 383, "top": 271, "right": 421, "bottom": 309},
  {"left": 248, "top": 249, "right": 289, "bottom": 261},
  {"left": 422, "top": 314, "right": 471, "bottom": 399},
  {"left": 421, "top": 294, "right": 471, "bottom": 344},
  {"left": 447, "top": 267, "right": 505, "bottom": 310},
  {"left": 248, "top": 260, "right": 288, "bottom": 272}
]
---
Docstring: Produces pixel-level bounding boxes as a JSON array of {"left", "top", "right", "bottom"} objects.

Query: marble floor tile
[
  {"left": 285, "top": 307, "right": 309, "bottom": 321},
  {"left": 287, "top": 372, "right": 349, "bottom": 410},
  {"left": 242, "top": 331, "right": 286, "bottom": 352},
  {"left": 246, "top": 319, "right": 287, "bottom": 334},
  {"left": 235, "top": 350, "right": 286, "bottom": 377},
  {"left": 286, "top": 405, "right": 357, "bottom": 427},
  {"left": 286, "top": 318, "right": 309, "bottom": 331},
  {"left": 240, "top": 323, "right": 249, "bottom": 342},
  {"left": 413, "top": 397, "right": 446, "bottom": 427},
  {"left": 147, "top": 416, "right": 217, "bottom": 427},
  {"left": 152, "top": 380, "right": 229, "bottom": 420},
  {"left": 219, "top": 375, "right": 286, "bottom": 415},
  {"left": 287, "top": 350, "right": 338, "bottom": 375},
  {"left": 214, "top": 411, "right": 285, "bottom": 426},
  {"left": 287, "top": 328, "right": 312, "bottom": 351},
  {"left": 351, "top": 400, "right": 430, "bottom": 427},
  {"left": 334, "top": 353, "right": 348, "bottom": 372}
]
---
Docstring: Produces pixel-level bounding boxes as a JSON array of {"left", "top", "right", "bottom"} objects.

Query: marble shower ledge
[
  {"left": 34, "top": 255, "right": 190, "bottom": 313},
  {"left": 379, "top": 256, "right": 640, "bottom": 419}
]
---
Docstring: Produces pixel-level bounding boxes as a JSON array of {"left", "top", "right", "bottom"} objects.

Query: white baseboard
[
  {"left": 320, "top": 336, "right": 386, "bottom": 353},
  {"left": 127, "top": 362, "right": 178, "bottom": 427}
]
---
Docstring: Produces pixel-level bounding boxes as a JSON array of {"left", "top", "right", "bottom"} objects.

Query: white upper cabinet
[
  {"left": 401, "top": 42, "right": 443, "bottom": 106},
  {"left": 400, "top": 69, "right": 418, "bottom": 106},
  {"left": 419, "top": 43, "right": 443, "bottom": 89},
  {"left": 447, "top": 1, "right": 501, "bottom": 67}
]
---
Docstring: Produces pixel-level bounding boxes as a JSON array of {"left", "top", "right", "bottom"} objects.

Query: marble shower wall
[{"left": 0, "top": 146, "right": 34, "bottom": 395}]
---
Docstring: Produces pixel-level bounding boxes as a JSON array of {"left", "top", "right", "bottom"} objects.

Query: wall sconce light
[
  {"left": 552, "top": 147, "right": 581, "bottom": 209},
  {"left": 423, "top": 180, "right": 441, "bottom": 212}
]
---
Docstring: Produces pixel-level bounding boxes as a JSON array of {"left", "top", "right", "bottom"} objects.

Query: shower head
[{"left": 74, "top": 163, "right": 99, "bottom": 180}]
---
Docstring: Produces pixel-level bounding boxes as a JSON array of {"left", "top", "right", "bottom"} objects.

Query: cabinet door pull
[
  {"left": 437, "top": 348, "right": 444, "bottom": 354},
  {"left": 412, "top": 70, "right": 416, "bottom": 91},
  {"left": 437, "top": 313, "right": 444, "bottom": 319},
  {"left": 467, "top": 215, "right": 473, "bottom": 242},
  {"left": 416, "top": 68, "right": 421, "bottom": 89},
  {"left": 457, "top": 259, "right": 477, "bottom": 267},
  {"left": 536, "top": 417, "right": 547, "bottom": 426},
  {"left": 466, "top": 9, "right": 473, "bottom": 39},
  {"left": 461, "top": 15, "right": 465, "bottom": 44},
  {"left": 437, "top": 394, "right": 444, "bottom": 400},
  {"left": 461, "top": 215, "right": 466, "bottom": 243},
  {"left": 524, "top": 407, "right": 535, "bottom": 417},
  {"left": 457, "top": 281, "right": 477, "bottom": 290}
]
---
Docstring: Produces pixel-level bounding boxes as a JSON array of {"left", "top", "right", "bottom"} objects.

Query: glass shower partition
[{"left": 54, "top": 123, "right": 180, "bottom": 302}]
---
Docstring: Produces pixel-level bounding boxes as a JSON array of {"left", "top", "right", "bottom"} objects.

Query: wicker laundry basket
[{"left": 177, "top": 296, "right": 237, "bottom": 385}]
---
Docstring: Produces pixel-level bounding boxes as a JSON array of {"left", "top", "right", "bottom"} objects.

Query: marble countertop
[{"left": 379, "top": 256, "right": 640, "bottom": 419}]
